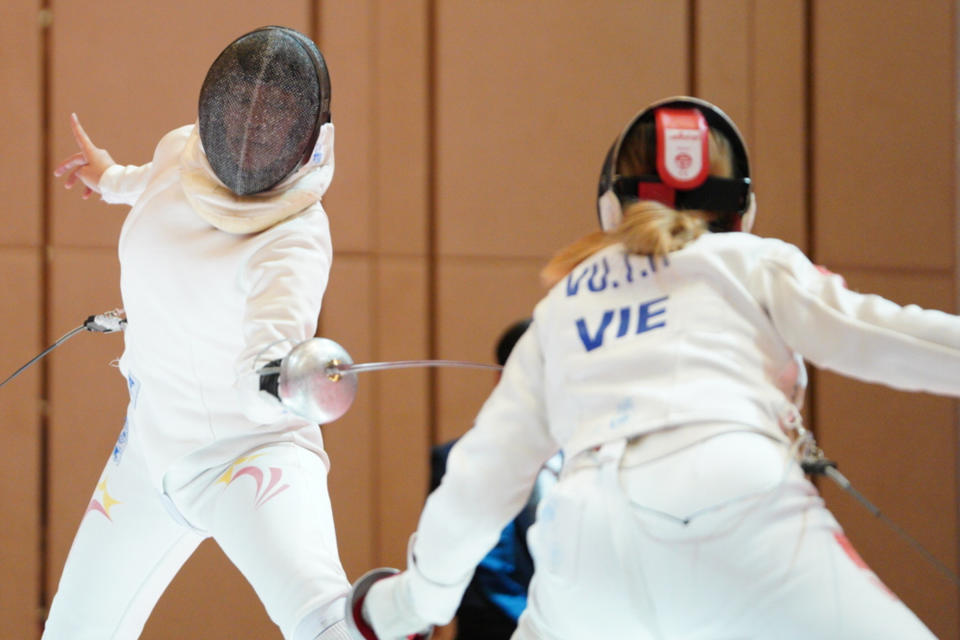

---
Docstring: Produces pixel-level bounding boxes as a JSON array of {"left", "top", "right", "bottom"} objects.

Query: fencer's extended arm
[
  {"left": 234, "top": 206, "right": 333, "bottom": 424},
  {"left": 382, "top": 328, "right": 560, "bottom": 629},
  {"left": 98, "top": 126, "right": 198, "bottom": 206},
  {"left": 753, "top": 244, "right": 960, "bottom": 397},
  {"left": 343, "top": 568, "right": 433, "bottom": 640}
]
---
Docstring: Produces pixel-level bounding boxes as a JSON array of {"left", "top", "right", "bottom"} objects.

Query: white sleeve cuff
[
  {"left": 404, "top": 534, "right": 473, "bottom": 623},
  {"left": 99, "top": 163, "right": 152, "bottom": 205},
  {"left": 363, "top": 574, "right": 433, "bottom": 639}
]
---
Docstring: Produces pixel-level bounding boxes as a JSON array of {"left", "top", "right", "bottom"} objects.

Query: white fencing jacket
[
  {"left": 98, "top": 124, "right": 334, "bottom": 489},
  {"left": 406, "top": 231, "right": 960, "bottom": 622}
]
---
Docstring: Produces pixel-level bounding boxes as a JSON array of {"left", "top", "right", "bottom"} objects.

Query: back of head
[
  {"left": 198, "top": 26, "right": 332, "bottom": 196},
  {"left": 542, "top": 97, "right": 753, "bottom": 287},
  {"left": 597, "top": 96, "right": 752, "bottom": 234}
]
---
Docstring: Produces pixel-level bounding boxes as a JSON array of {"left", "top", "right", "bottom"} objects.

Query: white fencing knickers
[
  {"left": 43, "top": 415, "right": 351, "bottom": 640},
  {"left": 516, "top": 431, "right": 936, "bottom": 640}
]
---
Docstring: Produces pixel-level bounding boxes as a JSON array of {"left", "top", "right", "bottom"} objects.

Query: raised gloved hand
[{"left": 344, "top": 568, "right": 433, "bottom": 640}]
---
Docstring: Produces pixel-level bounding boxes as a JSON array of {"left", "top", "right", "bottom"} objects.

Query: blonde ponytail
[
  {"left": 616, "top": 200, "right": 707, "bottom": 255},
  {"left": 541, "top": 201, "right": 707, "bottom": 287}
]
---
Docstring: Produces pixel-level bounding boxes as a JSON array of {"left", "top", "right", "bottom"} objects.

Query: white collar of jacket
[{"left": 179, "top": 122, "right": 335, "bottom": 234}]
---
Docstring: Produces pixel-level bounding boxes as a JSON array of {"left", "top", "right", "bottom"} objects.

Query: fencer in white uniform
[
  {"left": 357, "top": 98, "right": 945, "bottom": 639},
  {"left": 46, "top": 27, "right": 351, "bottom": 640}
]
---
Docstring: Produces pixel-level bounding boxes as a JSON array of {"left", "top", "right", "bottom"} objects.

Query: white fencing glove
[{"left": 362, "top": 571, "right": 433, "bottom": 640}]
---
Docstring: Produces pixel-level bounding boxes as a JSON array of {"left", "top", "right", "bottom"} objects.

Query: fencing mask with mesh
[{"left": 198, "top": 26, "right": 331, "bottom": 196}]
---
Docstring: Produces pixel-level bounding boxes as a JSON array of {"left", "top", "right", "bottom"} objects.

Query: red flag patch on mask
[{"left": 655, "top": 108, "right": 710, "bottom": 190}]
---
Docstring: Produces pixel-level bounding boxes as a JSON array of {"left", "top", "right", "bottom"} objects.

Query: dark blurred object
[{"left": 494, "top": 318, "right": 532, "bottom": 367}]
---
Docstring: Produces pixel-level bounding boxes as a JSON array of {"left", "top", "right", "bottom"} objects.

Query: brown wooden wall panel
[
  {"left": 697, "top": 0, "right": 808, "bottom": 250},
  {"left": 813, "top": 0, "right": 955, "bottom": 269},
  {"left": 435, "top": 1, "right": 688, "bottom": 259},
  {"left": 321, "top": 0, "right": 431, "bottom": 257},
  {"left": 1, "top": 0, "right": 43, "bottom": 247},
  {"left": 45, "top": 248, "right": 126, "bottom": 596},
  {"left": 144, "top": 541, "right": 276, "bottom": 638},
  {"left": 375, "top": 0, "right": 430, "bottom": 256},
  {"left": 815, "top": 269, "right": 957, "bottom": 638},
  {"left": 319, "top": 255, "right": 377, "bottom": 578},
  {"left": 750, "top": 0, "right": 808, "bottom": 250},
  {"left": 48, "top": 2, "right": 312, "bottom": 249},
  {"left": 0, "top": 250, "right": 43, "bottom": 639},
  {"left": 321, "top": 0, "right": 376, "bottom": 253},
  {"left": 695, "top": 0, "right": 751, "bottom": 131},
  {"left": 375, "top": 257, "right": 431, "bottom": 567},
  {"left": 435, "top": 258, "right": 546, "bottom": 443}
]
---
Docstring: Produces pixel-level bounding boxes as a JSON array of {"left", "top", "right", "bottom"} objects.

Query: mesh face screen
[{"left": 198, "top": 29, "right": 324, "bottom": 195}]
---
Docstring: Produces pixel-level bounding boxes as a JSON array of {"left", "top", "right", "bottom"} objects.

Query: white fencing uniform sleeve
[
  {"left": 99, "top": 126, "right": 194, "bottom": 206},
  {"left": 98, "top": 163, "right": 153, "bottom": 205},
  {"left": 403, "top": 328, "right": 561, "bottom": 624},
  {"left": 234, "top": 207, "right": 333, "bottom": 424},
  {"left": 752, "top": 243, "right": 960, "bottom": 397}
]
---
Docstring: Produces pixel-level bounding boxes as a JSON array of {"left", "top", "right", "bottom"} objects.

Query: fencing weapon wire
[
  {"left": 800, "top": 438, "right": 960, "bottom": 589},
  {"left": 0, "top": 309, "right": 126, "bottom": 390}
]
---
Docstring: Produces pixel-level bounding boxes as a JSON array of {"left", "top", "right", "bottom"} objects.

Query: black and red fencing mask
[{"left": 597, "top": 97, "right": 752, "bottom": 233}]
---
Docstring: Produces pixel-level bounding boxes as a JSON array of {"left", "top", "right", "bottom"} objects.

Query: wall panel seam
[
  {"left": 369, "top": 0, "right": 383, "bottom": 567},
  {"left": 39, "top": 0, "right": 54, "bottom": 624},
  {"left": 952, "top": 0, "right": 960, "bottom": 606},
  {"left": 687, "top": 0, "right": 697, "bottom": 95},
  {"left": 426, "top": 0, "right": 439, "bottom": 447}
]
